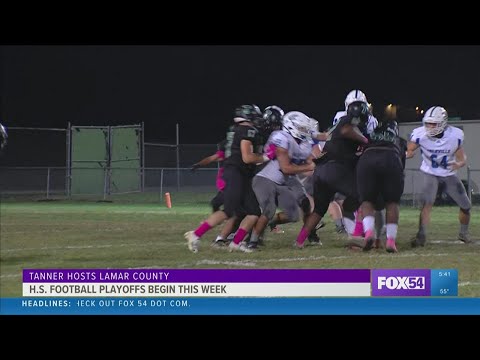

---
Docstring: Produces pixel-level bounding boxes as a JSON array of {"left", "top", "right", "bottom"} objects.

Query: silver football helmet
[
  {"left": 422, "top": 106, "right": 448, "bottom": 136},
  {"left": 282, "top": 111, "right": 312, "bottom": 142}
]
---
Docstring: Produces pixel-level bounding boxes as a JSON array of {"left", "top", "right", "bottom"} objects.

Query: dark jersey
[
  {"left": 398, "top": 137, "right": 407, "bottom": 169},
  {"left": 364, "top": 120, "right": 406, "bottom": 167},
  {"left": 319, "top": 115, "right": 365, "bottom": 164},
  {"left": 224, "top": 123, "right": 263, "bottom": 176}
]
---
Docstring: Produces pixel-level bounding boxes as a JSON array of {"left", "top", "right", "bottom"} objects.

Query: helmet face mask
[
  {"left": 282, "top": 111, "right": 312, "bottom": 142},
  {"left": 422, "top": 106, "right": 448, "bottom": 137}
]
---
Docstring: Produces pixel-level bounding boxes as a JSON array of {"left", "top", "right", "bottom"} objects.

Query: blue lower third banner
[{"left": 1, "top": 297, "right": 480, "bottom": 315}]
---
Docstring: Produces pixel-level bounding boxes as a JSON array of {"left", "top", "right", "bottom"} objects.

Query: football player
[
  {"left": 407, "top": 106, "right": 472, "bottom": 246},
  {"left": 184, "top": 105, "right": 271, "bottom": 253},
  {"left": 356, "top": 119, "right": 406, "bottom": 252},
  {"left": 295, "top": 93, "right": 369, "bottom": 248},
  {"left": 249, "top": 110, "right": 315, "bottom": 249}
]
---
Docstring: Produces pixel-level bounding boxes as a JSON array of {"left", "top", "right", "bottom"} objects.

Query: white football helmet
[
  {"left": 422, "top": 106, "right": 448, "bottom": 136},
  {"left": 344, "top": 89, "right": 368, "bottom": 110},
  {"left": 282, "top": 111, "right": 312, "bottom": 141}
]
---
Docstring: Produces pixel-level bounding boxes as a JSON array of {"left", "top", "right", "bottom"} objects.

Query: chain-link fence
[
  {"left": 0, "top": 167, "right": 218, "bottom": 202},
  {"left": 0, "top": 126, "right": 221, "bottom": 200},
  {"left": 1, "top": 126, "right": 479, "bottom": 204},
  {"left": 1, "top": 166, "right": 479, "bottom": 205},
  {"left": 0, "top": 126, "right": 220, "bottom": 169}
]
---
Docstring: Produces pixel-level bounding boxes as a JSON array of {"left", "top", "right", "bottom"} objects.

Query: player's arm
[
  {"left": 406, "top": 141, "right": 419, "bottom": 159},
  {"left": 449, "top": 147, "right": 467, "bottom": 170},
  {"left": 191, "top": 153, "right": 221, "bottom": 170},
  {"left": 310, "top": 130, "right": 329, "bottom": 141},
  {"left": 339, "top": 123, "right": 368, "bottom": 144},
  {"left": 277, "top": 147, "right": 315, "bottom": 175},
  {"left": 241, "top": 139, "right": 269, "bottom": 164},
  {"left": 311, "top": 143, "right": 323, "bottom": 159}
]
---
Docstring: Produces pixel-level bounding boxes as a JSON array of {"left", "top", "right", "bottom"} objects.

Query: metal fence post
[
  {"left": 160, "top": 168, "right": 164, "bottom": 202},
  {"left": 46, "top": 167, "right": 51, "bottom": 199},
  {"left": 103, "top": 167, "right": 108, "bottom": 201},
  {"left": 141, "top": 122, "right": 145, "bottom": 192},
  {"left": 66, "top": 122, "right": 71, "bottom": 197},
  {"left": 176, "top": 123, "right": 180, "bottom": 191}
]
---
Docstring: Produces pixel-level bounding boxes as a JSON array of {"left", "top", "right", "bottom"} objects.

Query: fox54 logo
[
  {"left": 377, "top": 276, "right": 425, "bottom": 290},
  {"left": 372, "top": 270, "right": 431, "bottom": 296}
]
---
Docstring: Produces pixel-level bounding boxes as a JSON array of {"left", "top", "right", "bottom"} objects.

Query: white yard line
[
  {"left": 1, "top": 243, "right": 155, "bottom": 252},
  {"left": 458, "top": 282, "right": 480, "bottom": 287},
  {"left": 186, "top": 252, "right": 472, "bottom": 267},
  {"left": 429, "top": 240, "right": 479, "bottom": 245}
]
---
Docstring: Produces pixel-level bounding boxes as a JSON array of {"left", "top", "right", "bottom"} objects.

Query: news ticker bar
[
  {"left": 22, "top": 269, "right": 459, "bottom": 297},
  {"left": 2, "top": 298, "right": 480, "bottom": 315},
  {"left": 23, "top": 283, "right": 371, "bottom": 297}
]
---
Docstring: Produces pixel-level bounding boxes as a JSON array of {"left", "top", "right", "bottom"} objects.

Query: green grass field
[{"left": 1, "top": 192, "right": 479, "bottom": 297}]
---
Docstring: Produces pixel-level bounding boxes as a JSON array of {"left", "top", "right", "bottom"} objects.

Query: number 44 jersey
[{"left": 410, "top": 125, "right": 464, "bottom": 177}]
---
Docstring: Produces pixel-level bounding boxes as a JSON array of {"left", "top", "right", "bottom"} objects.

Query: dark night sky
[{"left": 2, "top": 45, "right": 480, "bottom": 144}]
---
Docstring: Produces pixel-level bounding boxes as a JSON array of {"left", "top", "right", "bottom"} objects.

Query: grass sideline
[{"left": 1, "top": 192, "right": 479, "bottom": 297}]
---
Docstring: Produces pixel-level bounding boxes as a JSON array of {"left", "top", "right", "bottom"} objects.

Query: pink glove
[{"left": 265, "top": 144, "right": 277, "bottom": 160}]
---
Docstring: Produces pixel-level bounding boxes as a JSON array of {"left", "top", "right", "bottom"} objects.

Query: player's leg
[
  {"left": 443, "top": 175, "right": 472, "bottom": 243},
  {"left": 356, "top": 152, "right": 379, "bottom": 251},
  {"left": 288, "top": 176, "right": 320, "bottom": 244},
  {"left": 184, "top": 167, "right": 237, "bottom": 252},
  {"left": 295, "top": 163, "right": 339, "bottom": 248},
  {"left": 228, "top": 177, "right": 261, "bottom": 253},
  {"left": 184, "top": 209, "right": 228, "bottom": 253},
  {"left": 210, "top": 191, "right": 224, "bottom": 212},
  {"left": 328, "top": 200, "right": 345, "bottom": 233},
  {"left": 374, "top": 195, "right": 386, "bottom": 249},
  {"left": 212, "top": 216, "right": 237, "bottom": 247},
  {"left": 250, "top": 176, "right": 278, "bottom": 249},
  {"left": 412, "top": 173, "right": 438, "bottom": 247},
  {"left": 333, "top": 193, "right": 348, "bottom": 233},
  {"left": 380, "top": 153, "right": 404, "bottom": 253},
  {"left": 384, "top": 202, "right": 400, "bottom": 253}
]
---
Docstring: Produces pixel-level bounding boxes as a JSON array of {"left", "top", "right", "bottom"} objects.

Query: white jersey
[
  {"left": 410, "top": 125, "right": 464, "bottom": 177},
  {"left": 256, "top": 130, "right": 312, "bottom": 185},
  {"left": 333, "top": 111, "right": 378, "bottom": 135}
]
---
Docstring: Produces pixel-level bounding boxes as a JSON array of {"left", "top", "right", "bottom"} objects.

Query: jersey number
[{"left": 430, "top": 154, "right": 448, "bottom": 169}]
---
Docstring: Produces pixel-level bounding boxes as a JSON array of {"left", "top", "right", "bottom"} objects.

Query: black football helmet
[
  {"left": 234, "top": 104, "right": 263, "bottom": 123},
  {"left": 347, "top": 101, "right": 369, "bottom": 123},
  {"left": 262, "top": 105, "right": 284, "bottom": 135}
]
